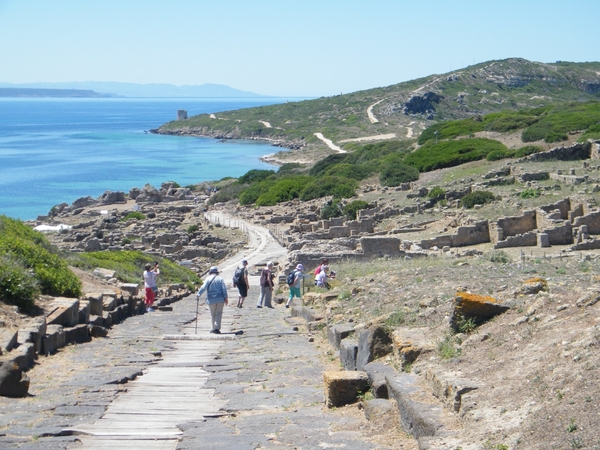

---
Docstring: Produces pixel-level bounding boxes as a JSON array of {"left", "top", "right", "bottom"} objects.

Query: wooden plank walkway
[{"left": 66, "top": 307, "right": 234, "bottom": 450}]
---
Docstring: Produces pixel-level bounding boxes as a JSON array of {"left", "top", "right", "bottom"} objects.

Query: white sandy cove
[{"left": 313, "top": 132, "right": 346, "bottom": 153}]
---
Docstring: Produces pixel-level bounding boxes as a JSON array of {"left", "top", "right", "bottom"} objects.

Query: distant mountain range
[{"left": 0, "top": 82, "right": 265, "bottom": 98}]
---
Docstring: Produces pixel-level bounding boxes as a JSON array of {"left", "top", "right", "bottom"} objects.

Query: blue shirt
[{"left": 197, "top": 275, "right": 228, "bottom": 304}]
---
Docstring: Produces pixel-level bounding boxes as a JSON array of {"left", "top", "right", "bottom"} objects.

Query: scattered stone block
[
  {"left": 357, "top": 326, "right": 393, "bottom": 371},
  {"left": 83, "top": 293, "right": 104, "bottom": 316},
  {"left": 290, "top": 306, "right": 324, "bottom": 323},
  {"left": 424, "top": 368, "right": 479, "bottom": 412},
  {"left": 102, "top": 295, "right": 117, "bottom": 311},
  {"left": 519, "top": 277, "right": 548, "bottom": 295},
  {"left": 93, "top": 268, "right": 116, "bottom": 280},
  {"left": 46, "top": 298, "right": 80, "bottom": 327},
  {"left": 41, "top": 325, "right": 65, "bottom": 355},
  {"left": 89, "top": 325, "right": 109, "bottom": 338},
  {"left": 78, "top": 301, "right": 91, "bottom": 325},
  {"left": 64, "top": 324, "right": 90, "bottom": 345},
  {"left": 0, "top": 361, "right": 29, "bottom": 398},
  {"left": 450, "top": 292, "right": 510, "bottom": 332},
  {"left": 386, "top": 372, "right": 446, "bottom": 440},
  {"left": 323, "top": 371, "right": 369, "bottom": 408},
  {"left": 12, "top": 343, "right": 35, "bottom": 370},
  {"left": 119, "top": 283, "right": 139, "bottom": 296},
  {"left": 340, "top": 339, "right": 358, "bottom": 371},
  {"left": 0, "top": 330, "right": 19, "bottom": 354},
  {"left": 328, "top": 323, "right": 355, "bottom": 350},
  {"left": 392, "top": 328, "right": 434, "bottom": 369},
  {"left": 363, "top": 362, "right": 396, "bottom": 399}
]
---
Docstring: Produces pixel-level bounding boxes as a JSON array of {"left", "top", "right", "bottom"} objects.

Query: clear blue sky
[{"left": 1, "top": 0, "right": 598, "bottom": 97}]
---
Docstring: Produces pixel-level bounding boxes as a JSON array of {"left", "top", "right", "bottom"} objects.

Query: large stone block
[
  {"left": 357, "top": 326, "right": 393, "bottom": 371},
  {"left": 450, "top": 292, "right": 510, "bottom": 332},
  {"left": 290, "top": 306, "right": 324, "bottom": 323},
  {"left": 119, "top": 283, "right": 139, "bottom": 297},
  {"left": 42, "top": 325, "right": 65, "bottom": 355},
  {"left": 363, "top": 362, "right": 396, "bottom": 399},
  {"left": 392, "top": 328, "right": 434, "bottom": 369},
  {"left": 46, "top": 298, "right": 80, "bottom": 327},
  {"left": 84, "top": 293, "right": 104, "bottom": 316},
  {"left": 323, "top": 371, "right": 369, "bottom": 408},
  {"left": 328, "top": 323, "right": 355, "bottom": 350},
  {"left": 0, "top": 361, "right": 29, "bottom": 398},
  {"left": 12, "top": 343, "right": 35, "bottom": 370},
  {"left": 0, "top": 330, "right": 19, "bottom": 354},
  {"left": 424, "top": 368, "right": 479, "bottom": 413},
  {"left": 340, "top": 339, "right": 358, "bottom": 371},
  {"left": 64, "top": 324, "right": 90, "bottom": 345}
]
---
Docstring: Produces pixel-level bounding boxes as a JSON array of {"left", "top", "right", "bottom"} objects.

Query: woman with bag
[{"left": 256, "top": 261, "right": 274, "bottom": 309}]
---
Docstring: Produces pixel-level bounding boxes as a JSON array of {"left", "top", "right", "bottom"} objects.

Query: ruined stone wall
[
  {"left": 494, "top": 231, "right": 537, "bottom": 249},
  {"left": 360, "top": 236, "right": 401, "bottom": 257},
  {"left": 539, "top": 198, "right": 571, "bottom": 220},
  {"left": 525, "top": 142, "right": 591, "bottom": 162},
  {"left": 573, "top": 211, "right": 600, "bottom": 235},
  {"left": 536, "top": 208, "right": 565, "bottom": 230},
  {"left": 541, "top": 223, "right": 573, "bottom": 245},
  {"left": 451, "top": 221, "right": 490, "bottom": 247},
  {"left": 492, "top": 210, "right": 536, "bottom": 242},
  {"left": 418, "top": 235, "right": 453, "bottom": 249}
]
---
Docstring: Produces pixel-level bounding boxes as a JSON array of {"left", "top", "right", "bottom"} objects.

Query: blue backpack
[{"left": 286, "top": 270, "right": 296, "bottom": 286}]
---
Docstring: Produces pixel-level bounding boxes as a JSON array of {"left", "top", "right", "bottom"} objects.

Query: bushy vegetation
[
  {"left": 460, "top": 190, "right": 496, "bottom": 209},
  {"left": 343, "top": 200, "right": 370, "bottom": 220},
  {"left": 121, "top": 211, "right": 146, "bottom": 221},
  {"left": 405, "top": 138, "right": 507, "bottom": 172},
  {"left": 320, "top": 200, "right": 343, "bottom": 219},
  {"left": 0, "top": 216, "right": 82, "bottom": 310},
  {"left": 68, "top": 250, "right": 200, "bottom": 289}
]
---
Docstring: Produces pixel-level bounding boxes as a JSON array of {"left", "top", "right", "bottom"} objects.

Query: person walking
[
  {"left": 143, "top": 263, "right": 158, "bottom": 312},
  {"left": 234, "top": 259, "right": 250, "bottom": 308},
  {"left": 196, "top": 266, "right": 228, "bottom": 334},
  {"left": 286, "top": 263, "right": 304, "bottom": 308},
  {"left": 257, "top": 261, "right": 274, "bottom": 309},
  {"left": 151, "top": 261, "right": 160, "bottom": 297}
]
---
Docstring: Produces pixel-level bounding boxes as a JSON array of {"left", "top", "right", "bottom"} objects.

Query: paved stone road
[{"left": 0, "top": 212, "right": 415, "bottom": 449}]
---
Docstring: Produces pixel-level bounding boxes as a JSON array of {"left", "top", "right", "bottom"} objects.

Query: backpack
[
  {"left": 286, "top": 270, "right": 296, "bottom": 286},
  {"left": 232, "top": 267, "right": 244, "bottom": 286},
  {"left": 314, "top": 265, "right": 322, "bottom": 276}
]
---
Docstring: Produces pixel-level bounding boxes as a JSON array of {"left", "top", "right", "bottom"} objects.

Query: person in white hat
[
  {"left": 196, "top": 266, "right": 228, "bottom": 334},
  {"left": 286, "top": 263, "right": 304, "bottom": 308}
]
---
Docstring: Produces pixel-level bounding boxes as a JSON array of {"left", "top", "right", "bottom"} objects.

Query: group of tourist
[{"left": 144, "top": 257, "right": 335, "bottom": 334}]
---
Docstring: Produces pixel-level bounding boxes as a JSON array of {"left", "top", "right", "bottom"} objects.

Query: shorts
[
  {"left": 237, "top": 283, "right": 248, "bottom": 298},
  {"left": 288, "top": 286, "right": 301, "bottom": 299},
  {"left": 145, "top": 287, "right": 155, "bottom": 304}
]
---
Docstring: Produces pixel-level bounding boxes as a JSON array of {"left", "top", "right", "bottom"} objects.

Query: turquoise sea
[{"left": 0, "top": 98, "right": 292, "bottom": 220}]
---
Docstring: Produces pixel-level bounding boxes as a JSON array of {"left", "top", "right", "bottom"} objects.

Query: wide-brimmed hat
[{"left": 209, "top": 266, "right": 219, "bottom": 274}]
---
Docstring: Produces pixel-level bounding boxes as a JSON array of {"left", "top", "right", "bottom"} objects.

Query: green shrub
[
  {"left": 379, "top": 161, "right": 419, "bottom": 187},
  {"left": 520, "top": 188, "right": 541, "bottom": 199},
  {"left": 0, "top": 216, "right": 82, "bottom": 300},
  {"left": 186, "top": 224, "right": 199, "bottom": 233},
  {"left": 404, "top": 138, "right": 507, "bottom": 172},
  {"left": 343, "top": 200, "right": 370, "bottom": 220},
  {"left": 418, "top": 119, "right": 485, "bottom": 144},
  {"left": 238, "top": 179, "right": 276, "bottom": 205},
  {"left": 69, "top": 251, "right": 200, "bottom": 286},
  {"left": 320, "top": 200, "right": 343, "bottom": 219},
  {"left": 256, "top": 176, "right": 312, "bottom": 206},
  {"left": 309, "top": 154, "right": 348, "bottom": 176},
  {"left": 486, "top": 149, "right": 514, "bottom": 161},
  {"left": 428, "top": 186, "right": 446, "bottom": 200},
  {"left": 277, "top": 163, "right": 305, "bottom": 175},
  {"left": 299, "top": 176, "right": 357, "bottom": 201},
  {"left": 324, "top": 163, "right": 374, "bottom": 180},
  {"left": 0, "top": 255, "right": 40, "bottom": 311},
  {"left": 121, "top": 211, "right": 145, "bottom": 221},
  {"left": 208, "top": 183, "right": 246, "bottom": 205},
  {"left": 514, "top": 145, "right": 543, "bottom": 157},
  {"left": 460, "top": 190, "right": 496, "bottom": 209},
  {"left": 489, "top": 251, "right": 512, "bottom": 264},
  {"left": 237, "top": 169, "right": 276, "bottom": 184}
]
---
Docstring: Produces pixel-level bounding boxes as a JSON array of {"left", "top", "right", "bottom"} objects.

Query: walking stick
[{"left": 195, "top": 294, "right": 200, "bottom": 334}]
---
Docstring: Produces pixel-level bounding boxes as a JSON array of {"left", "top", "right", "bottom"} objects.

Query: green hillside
[{"left": 155, "top": 58, "right": 600, "bottom": 151}]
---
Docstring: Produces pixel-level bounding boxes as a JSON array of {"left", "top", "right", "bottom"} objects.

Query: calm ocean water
[{"left": 0, "top": 98, "right": 291, "bottom": 220}]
